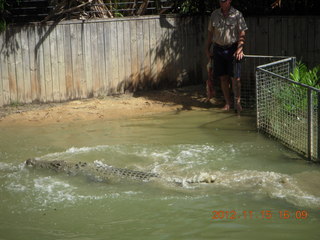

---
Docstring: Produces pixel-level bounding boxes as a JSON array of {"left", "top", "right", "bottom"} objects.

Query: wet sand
[{"left": 0, "top": 85, "right": 224, "bottom": 126}]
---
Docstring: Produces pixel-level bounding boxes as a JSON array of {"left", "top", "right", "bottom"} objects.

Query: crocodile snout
[{"left": 25, "top": 158, "right": 38, "bottom": 166}]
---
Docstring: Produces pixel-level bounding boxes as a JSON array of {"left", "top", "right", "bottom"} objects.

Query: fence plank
[
  {"left": 149, "top": 19, "right": 157, "bottom": 85},
  {"left": 143, "top": 19, "right": 151, "bottom": 85},
  {"left": 117, "top": 21, "right": 125, "bottom": 92},
  {"left": 256, "top": 17, "right": 269, "bottom": 55},
  {"left": 27, "top": 26, "right": 37, "bottom": 102},
  {"left": 307, "top": 17, "right": 316, "bottom": 67},
  {"left": 294, "top": 17, "right": 303, "bottom": 62},
  {"left": 7, "top": 29, "right": 18, "bottom": 103},
  {"left": 191, "top": 18, "right": 198, "bottom": 83},
  {"left": 63, "top": 24, "right": 74, "bottom": 99},
  {"left": 79, "top": 23, "right": 87, "bottom": 99},
  {"left": 268, "top": 17, "right": 276, "bottom": 55},
  {"left": 97, "top": 22, "right": 106, "bottom": 96},
  {"left": 287, "top": 17, "right": 295, "bottom": 57},
  {"left": 56, "top": 24, "right": 66, "bottom": 101},
  {"left": 49, "top": 27, "right": 60, "bottom": 102},
  {"left": 174, "top": 18, "right": 183, "bottom": 85},
  {"left": 137, "top": 20, "right": 144, "bottom": 87},
  {"left": 14, "top": 29, "right": 25, "bottom": 103},
  {"left": 42, "top": 26, "right": 53, "bottom": 102},
  {"left": 185, "top": 18, "right": 193, "bottom": 83},
  {"left": 274, "top": 17, "right": 282, "bottom": 55},
  {"left": 103, "top": 22, "right": 111, "bottom": 94},
  {"left": 159, "top": 18, "right": 169, "bottom": 83},
  {"left": 110, "top": 21, "right": 119, "bottom": 94},
  {"left": 89, "top": 23, "right": 99, "bottom": 97},
  {"left": 0, "top": 33, "right": 4, "bottom": 106},
  {"left": 83, "top": 22, "right": 92, "bottom": 97},
  {"left": 281, "top": 17, "right": 288, "bottom": 56},
  {"left": 155, "top": 17, "right": 164, "bottom": 84},
  {"left": 123, "top": 20, "right": 132, "bottom": 90},
  {"left": 315, "top": 17, "right": 320, "bottom": 68},
  {"left": 129, "top": 20, "right": 138, "bottom": 90},
  {"left": 1, "top": 32, "right": 10, "bottom": 104},
  {"left": 34, "top": 26, "right": 44, "bottom": 102},
  {"left": 166, "top": 17, "right": 177, "bottom": 84},
  {"left": 300, "top": 17, "right": 308, "bottom": 62},
  {"left": 21, "top": 28, "right": 32, "bottom": 103},
  {"left": 245, "top": 17, "right": 254, "bottom": 55},
  {"left": 314, "top": 18, "right": 320, "bottom": 65},
  {"left": 70, "top": 23, "right": 80, "bottom": 99},
  {"left": 179, "top": 18, "right": 188, "bottom": 84},
  {"left": 76, "top": 23, "right": 86, "bottom": 99}
]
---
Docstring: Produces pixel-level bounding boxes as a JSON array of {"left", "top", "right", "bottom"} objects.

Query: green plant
[
  {"left": 114, "top": 11, "right": 124, "bottom": 17},
  {"left": 290, "top": 62, "right": 320, "bottom": 88},
  {"left": 9, "top": 101, "right": 23, "bottom": 107},
  {"left": 0, "top": 19, "right": 5, "bottom": 32},
  {"left": 176, "top": 0, "right": 206, "bottom": 15},
  {"left": 274, "top": 62, "right": 320, "bottom": 115}
]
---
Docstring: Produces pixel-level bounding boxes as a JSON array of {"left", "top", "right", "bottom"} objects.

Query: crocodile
[
  {"left": 25, "top": 158, "right": 215, "bottom": 184},
  {"left": 25, "top": 158, "right": 160, "bottom": 181}
]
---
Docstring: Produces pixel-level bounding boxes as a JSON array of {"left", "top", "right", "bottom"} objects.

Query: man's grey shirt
[{"left": 208, "top": 7, "right": 248, "bottom": 46}]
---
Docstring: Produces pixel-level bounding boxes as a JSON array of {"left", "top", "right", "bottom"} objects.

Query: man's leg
[
  {"left": 206, "top": 68, "right": 215, "bottom": 100},
  {"left": 232, "top": 77, "right": 242, "bottom": 114},
  {"left": 232, "top": 58, "right": 242, "bottom": 114},
  {"left": 220, "top": 75, "right": 232, "bottom": 110}
]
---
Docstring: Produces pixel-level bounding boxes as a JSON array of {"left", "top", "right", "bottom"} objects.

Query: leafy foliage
[
  {"left": 172, "top": 0, "right": 320, "bottom": 15},
  {"left": 290, "top": 62, "right": 320, "bottom": 88},
  {"left": 276, "top": 62, "right": 320, "bottom": 114},
  {"left": 0, "top": 0, "right": 6, "bottom": 31},
  {"left": 172, "top": 0, "right": 209, "bottom": 15}
]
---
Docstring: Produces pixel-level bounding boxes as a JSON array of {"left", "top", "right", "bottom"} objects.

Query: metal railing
[{"left": 256, "top": 57, "right": 320, "bottom": 162}]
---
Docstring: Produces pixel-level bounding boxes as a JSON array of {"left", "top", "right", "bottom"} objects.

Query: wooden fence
[
  {"left": 0, "top": 15, "right": 207, "bottom": 107},
  {"left": 0, "top": 15, "right": 319, "bottom": 107},
  {"left": 245, "top": 16, "right": 320, "bottom": 67}
]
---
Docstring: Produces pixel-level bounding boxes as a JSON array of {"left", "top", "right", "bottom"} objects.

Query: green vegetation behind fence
[{"left": 256, "top": 58, "right": 320, "bottom": 162}]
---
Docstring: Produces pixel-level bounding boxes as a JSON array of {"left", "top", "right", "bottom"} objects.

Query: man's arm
[
  {"left": 234, "top": 30, "right": 245, "bottom": 60},
  {"left": 206, "top": 30, "right": 213, "bottom": 58}
]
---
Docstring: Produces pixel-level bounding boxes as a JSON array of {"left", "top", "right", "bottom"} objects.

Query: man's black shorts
[{"left": 213, "top": 43, "right": 241, "bottom": 78}]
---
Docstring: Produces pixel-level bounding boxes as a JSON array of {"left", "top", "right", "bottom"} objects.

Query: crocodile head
[{"left": 25, "top": 158, "right": 38, "bottom": 166}]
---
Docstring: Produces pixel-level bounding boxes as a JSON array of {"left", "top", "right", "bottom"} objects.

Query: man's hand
[
  {"left": 207, "top": 30, "right": 214, "bottom": 59},
  {"left": 206, "top": 47, "right": 213, "bottom": 59},
  {"left": 234, "top": 47, "right": 244, "bottom": 60}
]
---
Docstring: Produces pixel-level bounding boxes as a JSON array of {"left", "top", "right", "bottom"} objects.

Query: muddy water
[{"left": 1, "top": 110, "right": 320, "bottom": 240}]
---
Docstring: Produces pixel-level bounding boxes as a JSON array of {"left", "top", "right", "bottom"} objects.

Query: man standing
[{"left": 206, "top": 0, "right": 248, "bottom": 113}]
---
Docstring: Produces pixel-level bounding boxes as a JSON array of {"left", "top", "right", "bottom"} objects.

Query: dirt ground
[{"left": 0, "top": 85, "right": 225, "bottom": 126}]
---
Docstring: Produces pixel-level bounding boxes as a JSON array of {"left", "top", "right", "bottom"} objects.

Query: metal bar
[
  {"left": 255, "top": 68, "right": 261, "bottom": 130},
  {"left": 245, "top": 54, "right": 289, "bottom": 59},
  {"left": 318, "top": 92, "right": 320, "bottom": 162},
  {"left": 256, "top": 57, "right": 295, "bottom": 69},
  {"left": 291, "top": 57, "right": 296, "bottom": 72},
  {"left": 257, "top": 68, "right": 320, "bottom": 93},
  {"left": 308, "top": 88, "right": 312, "bottom": 161}
]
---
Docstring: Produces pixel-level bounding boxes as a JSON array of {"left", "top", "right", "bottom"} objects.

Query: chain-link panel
[
  {"left": 241, "top": 56, "right": 290, "bottom": 109},
  {"left": 256, "top": 58, "right": 320, "bottom": 161},
  {"left": 312, "top": 93, "right": 319, "bottom": 160}
]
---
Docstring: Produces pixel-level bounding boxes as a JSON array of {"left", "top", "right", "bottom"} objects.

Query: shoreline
[{"left": 0, "top": 85, "right": 224, "bottom": 126}]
